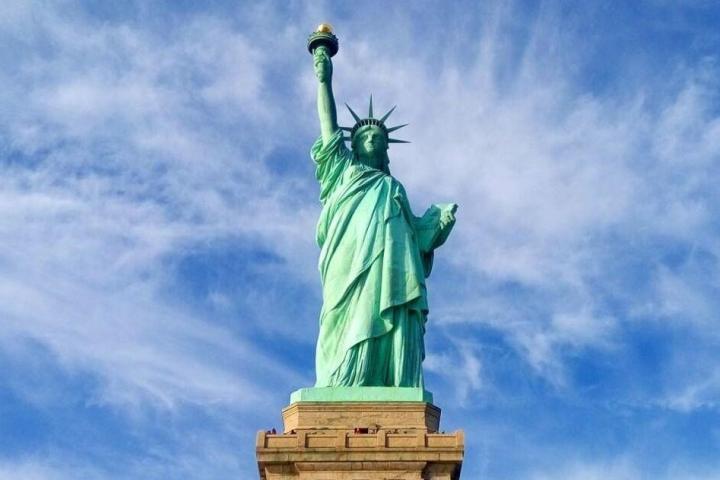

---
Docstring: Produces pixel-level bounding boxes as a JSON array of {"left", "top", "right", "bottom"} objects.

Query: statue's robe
[{"left": 312, "top": 130, "right": 432, "bottom": 387}]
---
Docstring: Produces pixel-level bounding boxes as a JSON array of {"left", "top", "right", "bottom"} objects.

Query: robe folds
[{"left": 312, "top": 130, "right": 431, "bottom": 388}]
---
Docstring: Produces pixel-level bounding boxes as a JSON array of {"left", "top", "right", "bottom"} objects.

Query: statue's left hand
[
  {"left": 439, "top": 209, "right": 456, "bottom": 231},
  {"left": 434, "top": 206, "right": 457, "bottom": 249},
  {"left": 415, "top": 203, "right": 457, "bottom": 252}
]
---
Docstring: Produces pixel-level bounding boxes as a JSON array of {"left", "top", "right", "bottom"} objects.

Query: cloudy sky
[{"left": 1, "top": 1, "right": 719, "bottom": 479}]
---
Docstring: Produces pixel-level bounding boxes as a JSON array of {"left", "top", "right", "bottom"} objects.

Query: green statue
[{"left": 308, "top": 25, "right": 457, "bottom": 390}]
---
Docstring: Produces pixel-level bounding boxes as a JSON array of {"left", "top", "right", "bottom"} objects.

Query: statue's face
[{"left": 355, "top": 125, "right": 388, "bottom": 169}]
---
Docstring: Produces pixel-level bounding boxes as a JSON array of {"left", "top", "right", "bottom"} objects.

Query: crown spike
[
  {"left": 345, "top": 103, "right": 361, "bottom": 123},
  {"left": 368, "top": 95, "right": 374, "bottom": 118},
  {"left": 379, "top": 105, "right": 397, "bottom": 123},
  {"left": 386, "top": 123, "right": 408, "bottom": 133},
  {"left": 388, "top": 138, "right": 410, "bottom": 144}
]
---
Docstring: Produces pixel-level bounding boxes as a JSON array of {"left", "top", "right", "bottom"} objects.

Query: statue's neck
[{"left": 355, "top": 152, "right": 389, "bottom": 173}]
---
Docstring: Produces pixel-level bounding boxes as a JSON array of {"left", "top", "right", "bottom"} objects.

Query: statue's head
[
  {"left": 352, "top": 124, "right": 389, "bottom": 171},
  {"left": 343, "top": 96, "right": 408, "bottom": 173}
]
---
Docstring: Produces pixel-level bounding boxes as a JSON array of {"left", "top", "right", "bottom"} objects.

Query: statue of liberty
[{"left": 308, "top": 25, "right": 457, "bottom": 390}]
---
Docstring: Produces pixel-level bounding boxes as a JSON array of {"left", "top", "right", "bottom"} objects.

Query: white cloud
[
  {"left": 425, "top": 339, "right": 484, "bottom": 404},
  {"left": 663, "top": 372, "right": 720, "bottom": 412},
  {"left": 0, "top": 3, "right": 317, "bottom": 411},
  {"left": 0, "top": 461, "right": 101, "bottom": 480},
  {"left": 317, "top": 4, "right": 720, "bottom": 392},
  {"left": 529, "top": 458, "right": 720, "bottom": 480},
  {"left": 2, "top": 0, "right": 717, "bottom": 416},
  {"left": 530, "top": 459, "right": 640, "bottom": 480}
]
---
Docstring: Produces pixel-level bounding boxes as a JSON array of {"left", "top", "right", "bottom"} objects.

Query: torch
[{"left": 307, "top": 23, "right": 339, "bottom": 57}]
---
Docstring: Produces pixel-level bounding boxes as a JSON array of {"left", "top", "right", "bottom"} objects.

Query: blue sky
[{"left": 1, "top": 1, "right": 719, "bottom": 478}]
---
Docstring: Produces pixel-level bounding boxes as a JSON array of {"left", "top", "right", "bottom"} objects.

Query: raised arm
[{"left": 313, "top": 46, "right": 339, "bottom": 146}]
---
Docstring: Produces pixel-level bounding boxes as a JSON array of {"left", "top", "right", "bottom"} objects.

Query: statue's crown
[{"left": 340, "top": 96, "right": 409, "bottom": 145}]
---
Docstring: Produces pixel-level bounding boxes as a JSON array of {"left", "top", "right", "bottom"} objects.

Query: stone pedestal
[{"left": 256, "top": 400, "right": 464, "bottom": 479}]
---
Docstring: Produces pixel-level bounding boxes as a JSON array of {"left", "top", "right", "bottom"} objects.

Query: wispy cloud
[
  {"left": 335, "top": 4, "right": 720, "bottom": 396},
  {"left": 0, "top": 2, "right": 313, "bottom": 412}
]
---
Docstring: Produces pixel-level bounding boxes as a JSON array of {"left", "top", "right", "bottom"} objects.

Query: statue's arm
[{"left": 313, "top": 46, "right": 339, "bottom": 146}]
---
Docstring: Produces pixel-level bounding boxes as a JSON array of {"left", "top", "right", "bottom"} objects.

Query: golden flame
[{"left": 316, "top": 23, "right": 333, "bottom": 34}]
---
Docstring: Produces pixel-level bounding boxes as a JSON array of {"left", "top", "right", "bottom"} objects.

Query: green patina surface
[
  {"left": 303, "top": 25, "right": 457, "bottom": 393},
  {"left": 290, "top": 387, "right": 433, "bottom": 403}
]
